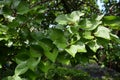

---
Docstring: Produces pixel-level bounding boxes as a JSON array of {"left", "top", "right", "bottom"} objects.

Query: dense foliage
[{"left": 0, "top": 0, "right": 120, "bottom": 80}]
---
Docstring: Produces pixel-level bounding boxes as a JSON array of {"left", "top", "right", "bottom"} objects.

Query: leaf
[
  {"left": 87, "top": 40, "right": 100, "bottom": 52},
  {"left": 96, "top": 37, "right": 109, "bottom": 48},
  {"left": 39, "top": 61, "right": 53, "bottom": 73},
  {"left": 77, "top": 42, "right": 87, "bottom": 52},
  {"left": 55, "top": 14, "right": 68, "bottom": 25},
  {"left": 94, "top": 26, "right": 111, "bottom": 40},
  {"left": 103, "top": 16, "right": 120, "bottom": 30},
  {"left": 49, "top": 29, "right": 67, "bottom": 49},
  {"left": 110, "top": 33, "right": 120, "bottom": 43},
  {"left": 55, "top": 11, "right": 84, "bottom": 25},
  {"left": 39, "top": 41, "right": 51, "bottom": 51},
  {"left": 103, "top": 16, "right": 118, "bottom": 20},
  {"left": 65, "top": 42, "right": 86, "bottom": 57},
  {"left": 57, "top": 55, "right": 70, "bottom": 65},
  {"left": 0, "top": 64, "right": 2, "bottom": 68},
  {"left": 13, "top": 75, "right": 22, "bottom": 80},
  {"left": 0, "top": 23, "right": 8, "bottom": 32},
  {"left": 96, "top": 15, "right": 104, "bottom": 21},
  {"left": 11, "top": 0, "right": 21, "bottom": 9},
  {"left": 70, "top": 11, "right": 84, "bottom": 22},
  {"left": 39, "top": 41, "right": 58, "bottom": 62},
  {"left": 17, "top": 1, "right": 30, "bottom": 14},
  {"left": 44, "top": 48, "right": 58, "bottom": 63},
  {"left": 80, "top": 19, "right": 102, "bottom": 30},
  {"left": 30, "top": 47, "right": 41, "bottom": 58},
  {"left": 83, "top": 31, "right": 94, "bottom": 39},
  {"left": 52, "top": 48, "right": 59, "bottom": 61},
  {"left": 66, "top": 45, "right": 78, "bottom": 57},
  {"left": 27, "top": 57, "right": 41, "bottom": 71},
  {"left": 15, "top": 49, "right": 30, "bottom": 62},
  {"left": 2, "top": 75, "right": 22, "bottom": 80},
  {"left": 15, "top": 61, "right": 28, "bottom": 75}
]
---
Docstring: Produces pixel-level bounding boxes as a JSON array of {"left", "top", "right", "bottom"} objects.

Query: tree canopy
[{"left": 0, "top": 0, "right": 120, "bottom": 80}]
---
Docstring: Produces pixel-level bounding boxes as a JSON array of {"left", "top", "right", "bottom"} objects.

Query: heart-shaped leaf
[{"left": 94, "top": 26, "right": 110, "bottom": 40}]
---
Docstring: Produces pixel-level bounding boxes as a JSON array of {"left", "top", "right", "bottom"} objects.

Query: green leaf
[
  {"left": 17, "top": 1, "right": 30, "bottom": 14},
  {"left": 27, "top": 57, "right": 41, "bottom": 71},
  {"left": 83, "top": 31, "right": 94, "bottom": 39},
  {"left": 39, "top": 41, "right": 51, "bottom": 51},
  {"left": 55, "top": 14, "right": 68, "bottom": 25},
  {"left": 70, "top": 11, "right": 84, "bottom": 22},
  {"left": 30, "top": 47, "right": 41, "bottom": 58},
  {"left": 103, "top": 16, "right": 118, "bottom": 20},
  {"left": 96, "top": 15, "right": 104, "bottom": 21},
  {"left": 80, "top": 19, "right": 102, "bottom": 30},
  {"left": 50, "top": 29, "right": 64, "bottom": 40},
  {"left": 25, "top": 70, "right": 37, "bottom": 80},
  {"left": 0, "top": 64, "right": 2, "bottom": 68},
  {"left": 0, "top": 23, "right": 8, "bottom": 32},
  {"left": 39, "top": 61, "right": 53, "bottom": 73},
  {"left": 15, "top": 49, "right": 30, "bottom": 63},
  {"left": 55, "top": 11, "right": 84, "bottom": 25},
  {"left": 94, "top": 26, "right": 111, "bottom": 40},
  {"left": 13, "top": 75, "right": 22, "bottom": 80},
  {"left": 77, "top": 42, "right": 87, "bottom": 52},
  {"left": 65, "top": 42, "right": 86, "bottom": 57},
  {"left": 2, "top": 75, "right": 22, "bottom": 80},
  {"left": 96, "top": 37, "right": 109, "bottom": 48},
  {"left": 11, "top": 0, "right": 21, "bottom": 9},
  {"left": 57, "top": 55, "right": 70, "bottom": 65},
  {"left": 49, "top": 29, "right": 67, "bottom": 49},
  {"left": 39, "top": 41, "right": 58, "bottom": 62},
  {"left": 15, "top": 61, "right": 28, "bottom": 75},
  {"left": 66, "top": 45, "right": 78, "bottom": 57},
  {"left": 103, "top": 16, "right": 120, "bottom": 30},
  {"left": 87, "top": 40, "right": 100, "bottom": 52},
  {"left": 44, "top": 48, "right": 58, "bottom": 63},
  {"left": 110, "top": 33, "right": 120, "bottom": 43}
]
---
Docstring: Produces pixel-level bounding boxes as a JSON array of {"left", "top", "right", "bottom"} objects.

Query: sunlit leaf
[
  {"left": 83, "top": 31, "right": 94, "bottom": 39},
  {"left": 96, "top": 15, "right": 104, "bottom": 21},
  {"left": 13, "top": 75, "right": 22, "bottom": 80},
  {"left": 94, "top": 26, "right": 111, "bottom": 40},
  {"left": 55, "top": 14, "right": 68, "bottom": 25},
  {"left": 77, "top": 42, "right": 87, "bottom": 52},
  {"left": 87, "top": 40, "right": 100, "bottom": 52},
  {"left": 66, "top": 45, "right": 78, "bottom": 57},
  {"left": 15, "top": 61, "right": 28, "bottom": 75},
  {"left": 65, "top": 42, "right": 86, "bottom": 57},
  {"left": 70, "top": 11, "right": 84, "bottom": 22},
  {"left": 55, "top": 11, "right": 84, "bottom": 25},
  {"left": 0, "top": 64, "right": 2, "bottom": 68}
]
